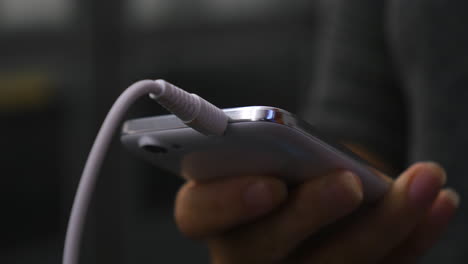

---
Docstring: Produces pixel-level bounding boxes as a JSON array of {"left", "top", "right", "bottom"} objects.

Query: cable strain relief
[
  {"left": 151, "top": 80, "right": 228, "bottom": 136},
  {"left": 151, "top": 80, "right": 201, "bottom": 122},
  {"left": 185, "top": 95, "right": 229, "bottom": 136}
]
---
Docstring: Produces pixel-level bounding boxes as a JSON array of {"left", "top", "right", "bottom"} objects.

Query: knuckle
[
  {"left": 174, "top": 183, "right": 202, "bottom": 238},
  {"left": 175, "top": 211, "right": 199, "bottom": 238},
  {"left": 174, "top": 202, "right": 207, "bottom": 239}
]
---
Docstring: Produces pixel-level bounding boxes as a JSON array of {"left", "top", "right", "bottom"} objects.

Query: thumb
[{"left": 175, "top": 175, "right": 288, "bottom": 239}]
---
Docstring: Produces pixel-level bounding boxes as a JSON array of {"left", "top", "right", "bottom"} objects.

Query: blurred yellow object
[{"left": 0, "top": 71, "right": 55, "bottom": 112}]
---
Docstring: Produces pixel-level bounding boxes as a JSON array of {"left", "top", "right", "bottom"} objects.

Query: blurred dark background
[{"left": 0, "top": 0, "right": 323, "bottom": 263}]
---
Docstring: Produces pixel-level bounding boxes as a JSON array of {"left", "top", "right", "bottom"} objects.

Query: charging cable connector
[{"left": 149, "top": 79, "right": 228, "bottom": 136}]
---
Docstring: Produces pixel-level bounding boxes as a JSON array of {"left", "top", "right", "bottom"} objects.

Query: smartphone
[{"left": 121, "top": 106, "right": 389, "bottom": 202}]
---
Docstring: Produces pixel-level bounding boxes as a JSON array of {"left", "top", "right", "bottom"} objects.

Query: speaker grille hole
[{"left": 142, "top": 145, "right": 168, "bottom": 154}]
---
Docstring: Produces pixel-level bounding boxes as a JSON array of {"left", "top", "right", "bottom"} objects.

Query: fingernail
[
  {"left": 408, "top": 166, "right": 445, "bottom": 207},
  {"left": 427, "top": 161, "right": 447, "bottom": 185},
  {"left": 323, "top": 171, "right": 363, "bottom": 209},
  {"left": 444, "top": 188, "right": 460, "bottom": 208},
  {"left": 243, "top": 182, "right": 274, "bottom": 215}
]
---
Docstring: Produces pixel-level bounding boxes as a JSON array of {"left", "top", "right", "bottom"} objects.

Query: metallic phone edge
[
  {"left": 121, "top": 106, "right": 370, "bottom": 166},
  {"left": 122, "top": 106, "right": 290, "bottom": 135}
]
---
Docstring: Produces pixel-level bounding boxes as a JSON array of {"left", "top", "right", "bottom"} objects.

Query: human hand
[{"left": 175, "top": 162, "right": 458, "bottom": 264}]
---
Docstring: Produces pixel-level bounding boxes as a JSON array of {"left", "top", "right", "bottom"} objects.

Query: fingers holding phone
[
  {"left": 175, "top": 175, "right": 288, "bottom": 239},
  {"left": 297, "top": 162, "right": 452, "bottom": 263},
  {"left": 176, "top": 170, "right": 364, "bottom": 263},
  {"left": 174, "top": 162, "right": 458, "bottom": 264}
]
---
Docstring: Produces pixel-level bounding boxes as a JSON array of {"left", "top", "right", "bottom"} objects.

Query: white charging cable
[{"left": 63, "top": 79, "right": 229, "bottom": 264}]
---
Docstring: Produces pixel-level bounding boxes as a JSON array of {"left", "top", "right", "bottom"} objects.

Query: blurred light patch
[
  {"left": 125, "top": 0, "right": 286, "bottom": 27},
  {"left": 0, "top": 71, "right": 55, "bottom": 112},
  {"left": 125, "top": 0, "right": 172, "bottom": 27},
  {"left": 205, "top": 0, "right": 276, "bottom": 19},
  {"left": 0, "top": 0, "right": 75, "bottom": 30}
]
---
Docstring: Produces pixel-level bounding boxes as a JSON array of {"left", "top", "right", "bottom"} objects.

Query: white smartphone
[{"left": 121, "top": 106, "right": 389, "bottom": 202}]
